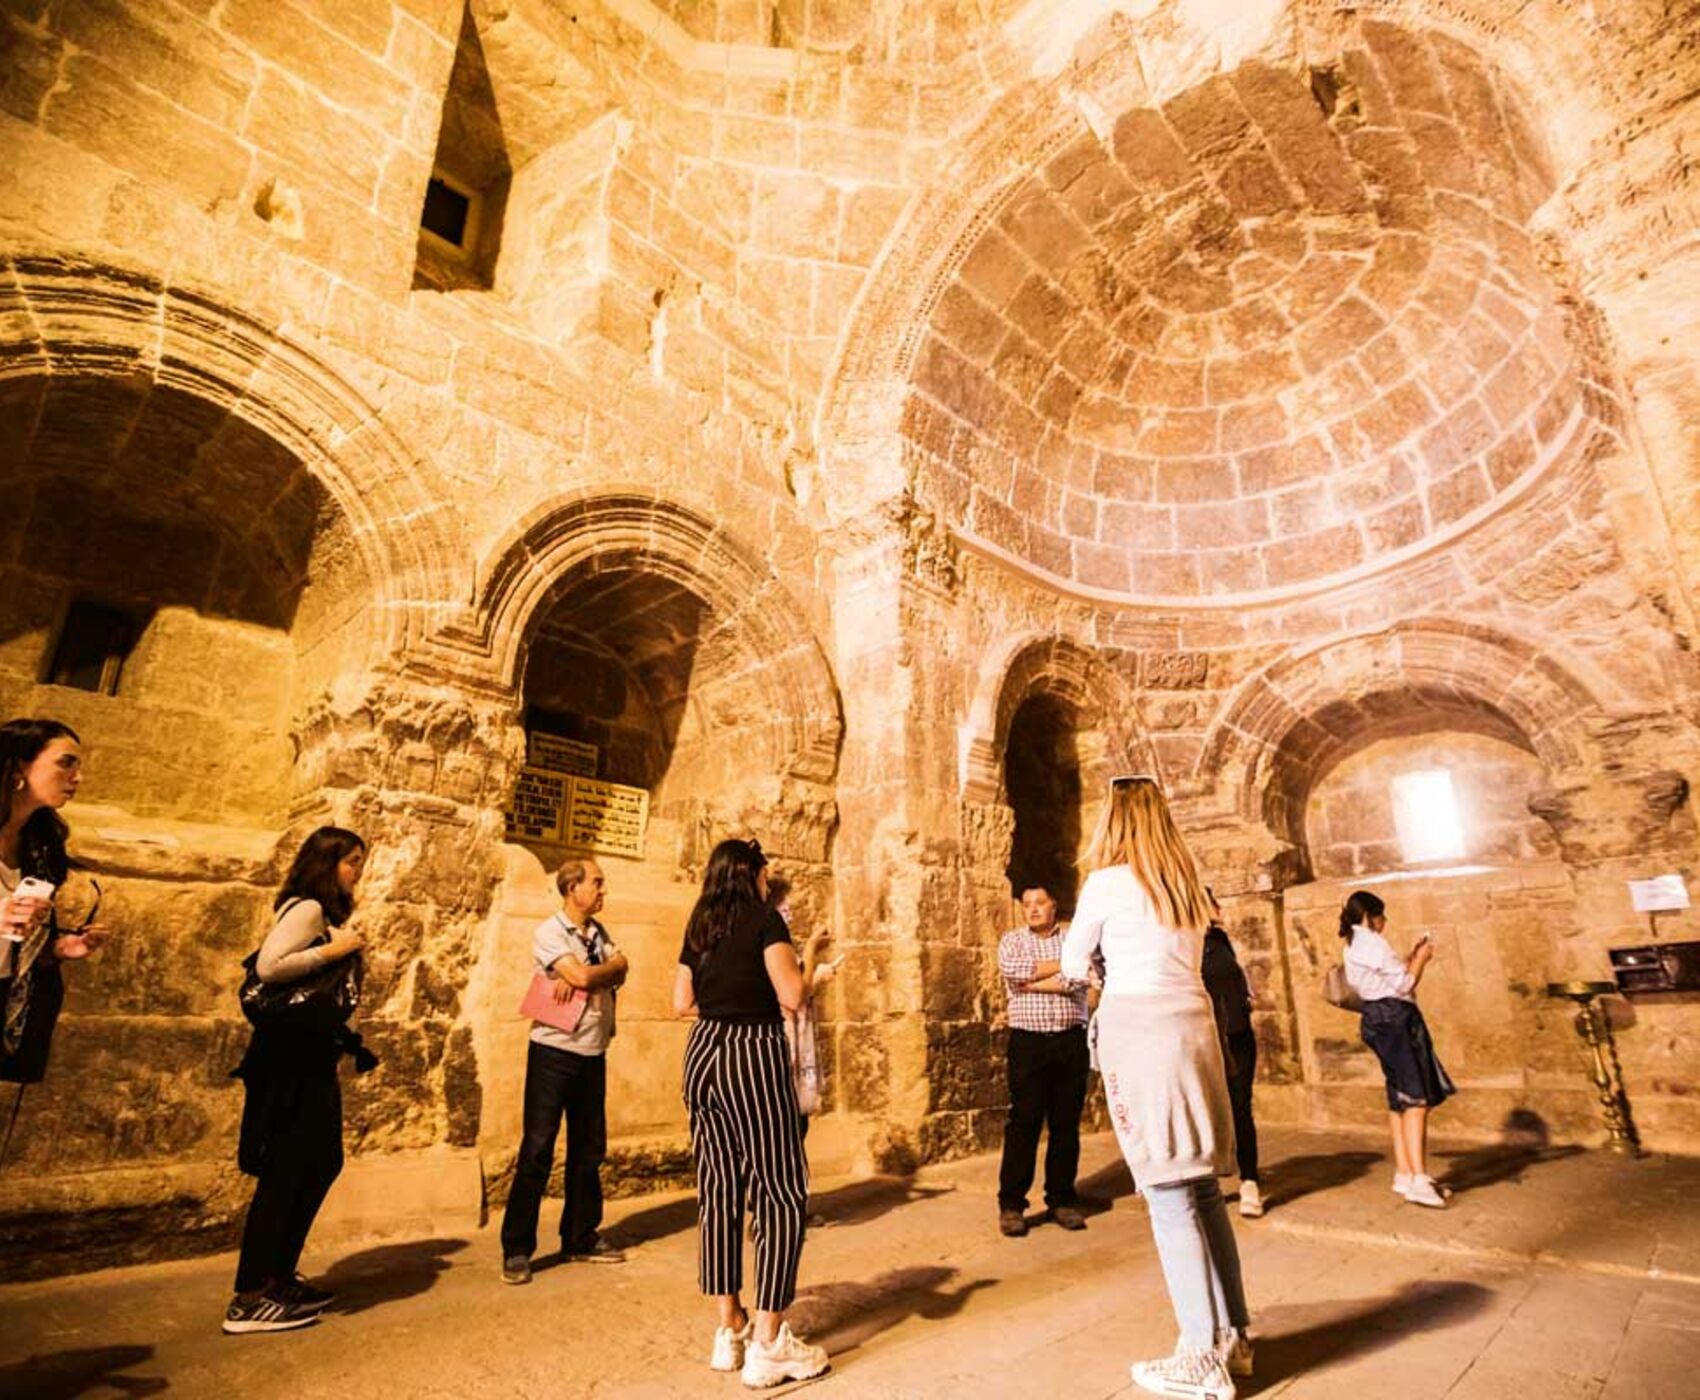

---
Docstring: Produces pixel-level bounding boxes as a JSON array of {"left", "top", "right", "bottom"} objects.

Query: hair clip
[{"left": 1109, "top": 772, "right": 1160, "bottom": 788}]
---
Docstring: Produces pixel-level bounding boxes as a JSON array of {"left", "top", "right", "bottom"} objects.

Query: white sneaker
[
  {"left": 741, "top": 1323, "right": 830, "bottom": 1388},
  {"left": 1404, "top": 1174, "right": 1447, "bottom": 1208},
  {"left": 1131, "top": 1347, "right": 1237, "bottom": 1399},
  {"left": 1238, "top": 1180, "right": 1264, "bottom": 1218},
  {"left": 711, "top": 1320, "right": 753, "bottom": 1372},
  {"left": 1393, "top": 1172, "right": 1413, "bottom": 1196},
  {"left": 1218, "top": 1328, "right": 1255, "bottom": 1378}
]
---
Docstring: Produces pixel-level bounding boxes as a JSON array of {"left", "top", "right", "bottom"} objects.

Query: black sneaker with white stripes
[
  {"left": 277, "top": 1274, "right": 336, "bottom": 1313},
  {"left": 222, "top": 1289, "right": 320, "bottom": 1335}
]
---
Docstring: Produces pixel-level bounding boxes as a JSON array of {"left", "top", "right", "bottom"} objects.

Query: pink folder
[{"left": 519, "top": 972, "right": 589, "bottom": 1033}]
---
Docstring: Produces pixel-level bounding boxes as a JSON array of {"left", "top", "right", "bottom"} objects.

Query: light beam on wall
[{"left": 1391, "top": 769, "right": 1466, "bottom": 864}]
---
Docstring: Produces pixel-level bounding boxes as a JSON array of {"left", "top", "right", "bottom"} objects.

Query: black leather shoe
[{"left": 998, "top": 1209, "right": 1029, "bottom": 1237}]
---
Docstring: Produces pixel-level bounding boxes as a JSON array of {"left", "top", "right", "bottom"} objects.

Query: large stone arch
[
  {"left": 813, "top": 3, "right": 1633, "bottom": 605},
  {"left": 441, "top": 489, "right": 843, "bottom": 786},
  {"left": 1196, "top": 618, "right": 1615, "bottom": 856},
  {"left": 819, "top": 0, "right": 1618, "bottom": 452},
  {"left": 960, "top": 632, "right": 1150, "bottom": 802},
  {"left": 0, "top": 255, "right": 467, "bottom": 670}
]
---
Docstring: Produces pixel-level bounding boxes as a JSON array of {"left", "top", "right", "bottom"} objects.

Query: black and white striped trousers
[{"left": 683, "top": 1018, "right": 809, "bottom": 1311}]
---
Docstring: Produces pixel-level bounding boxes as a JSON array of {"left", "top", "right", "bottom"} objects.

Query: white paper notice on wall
[{"left": 1628, "top": 874, "right": 1690, "bottom": 913}]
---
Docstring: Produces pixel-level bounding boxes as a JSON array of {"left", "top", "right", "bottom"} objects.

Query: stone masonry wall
[{"left": 2, "top": 0, "right": 1699, "bottom": 1273}]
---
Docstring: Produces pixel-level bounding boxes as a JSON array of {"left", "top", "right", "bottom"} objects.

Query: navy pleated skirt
[{"left": 1361, "top": 998, "right": 1455, "bottom": 1111}]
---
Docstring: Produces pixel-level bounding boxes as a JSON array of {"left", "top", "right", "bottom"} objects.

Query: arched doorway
[{"left": 463, "top": 494, "right": 842, "bottom": 1189}]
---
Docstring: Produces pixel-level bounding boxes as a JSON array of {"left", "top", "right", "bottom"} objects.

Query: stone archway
[
  {"left": 452, "top": 489, "right": 844, "bottom": 1194},
  {"left": 1196, "top": 617, "right": 1611, "bottom": 863},
  {"left": 0, "top": 257, "right": 482, "bottom": 1251},
  {"left": 0, "top": 256, "right": 467, "bottom": 672}
]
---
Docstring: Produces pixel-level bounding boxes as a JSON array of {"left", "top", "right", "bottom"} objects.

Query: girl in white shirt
[
  {"left": 1063, "top": 777, "right": 1248, "bottom": 1400},
  {"left": 1339, "top": 890, "right": 1455, "bottom": 1209}
]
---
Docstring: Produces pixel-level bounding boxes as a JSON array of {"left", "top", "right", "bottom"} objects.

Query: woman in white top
[
  {"left": 1063, "top": 777, "right": 1249, "bottom": 1400},
  {"left": 1339, "top": 890, "right": 1454, "bottom": 1209}
]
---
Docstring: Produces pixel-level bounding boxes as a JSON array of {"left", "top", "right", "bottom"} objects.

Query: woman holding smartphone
[
  {"left": 0, "top": 718, "right": 111, "bottom": 1088},
  {"left": 1338, "top": 890, "right": 1453, "bottom": 1208},
  {"left": 224, "top": 826, "right": 368, "bottom": 1334}
]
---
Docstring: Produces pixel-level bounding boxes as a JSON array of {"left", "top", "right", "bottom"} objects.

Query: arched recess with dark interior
[
  {"left": 962, "top": 635, "right": 1150, "bottom": 918},
  {"left": 0, "top": 261, "right": 466, "bottom": 1260},
  {"left": 0, "top": 375, "right": 381, "bottom": 1243},
  {"left": 1004, "top": 693, "right": 1084, "bottom": 911},
  {"left": 462, "top": 493, "right": 842, "bottom": 1190}
]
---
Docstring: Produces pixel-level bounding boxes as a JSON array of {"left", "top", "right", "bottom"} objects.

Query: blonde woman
[{"left": 1062, "top": 776, "right": 1249, "bottom": 1400}]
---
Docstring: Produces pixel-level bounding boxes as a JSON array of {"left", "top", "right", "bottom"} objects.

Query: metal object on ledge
[{"left": 1545, "top": 980, "right": 1642, "bottom": 1155}]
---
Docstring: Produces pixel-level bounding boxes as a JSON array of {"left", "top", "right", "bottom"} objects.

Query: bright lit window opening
[{"left": 1391, "top": 769, "right": 1466, "bottom": 864}]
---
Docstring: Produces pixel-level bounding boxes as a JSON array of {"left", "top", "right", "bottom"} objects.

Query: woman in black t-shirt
[{"left": 673, "top": 838, "right": 829, "bottom": 1388}]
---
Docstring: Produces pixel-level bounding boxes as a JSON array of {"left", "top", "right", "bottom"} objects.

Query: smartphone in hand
[{"left": 3, "top": 877, "right": 56, "bottom": 942}]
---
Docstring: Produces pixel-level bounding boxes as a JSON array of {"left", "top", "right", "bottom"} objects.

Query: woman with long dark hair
[
  {"left": 1062, "top": 777, "right": 1249, "bottom": 1400},
  {"left": 223, "top": 826, "right": 368, "bottom": 1335},
  {"left": 673, "top": 838, "right": 828, "bottom": 1388},
  {"left": 1, "top": 718, "right": 111, "bottom": 1091},
  {"left": 1338, "top": 890, "right": 1452, "bottom": 1209}
]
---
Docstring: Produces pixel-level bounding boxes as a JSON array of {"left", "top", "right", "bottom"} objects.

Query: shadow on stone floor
[
  {"left": 791, "top": 1264, "right": 999, "bottom": 1356},
  {"left": 1075, "top": 1157, "right": 1138, "bottom": 1208},
  {"left": 1243, "top": 1278, "right": 1495, "bottom": 1393},
  {"left": 319, "top": 1237, "right": 467, "bottom": 1315},
  {"left": 1262, "top": 1150, "right": 1383, "bottom": 1207},
  {"left": 1433, "top": 1141, "right": 1586, "bottom": 1194},
  {"left": 0, "top": 1343, "right": 167, "bottom": 1400},
  {"left": 810, "top": 1177, "right": 955, "bottom": 1228},
  {"left": 602, "top": 1194, "right": 700, "bottom": 1250}
]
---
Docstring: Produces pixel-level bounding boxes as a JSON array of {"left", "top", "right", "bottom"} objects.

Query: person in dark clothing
[
  {"left": 0, "top": 719, "right": 112, "bottom": 1099},
  {"left": 224, "top": 827, "right": 369, "bottom": 1336},
  {"left": 1202, "top": 890, "right": 1262, "bottom": 1218}
]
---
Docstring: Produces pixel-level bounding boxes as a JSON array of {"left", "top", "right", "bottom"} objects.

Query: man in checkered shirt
[{"left": 995, "top": 883, "right": 1102, "bottom": 1238}]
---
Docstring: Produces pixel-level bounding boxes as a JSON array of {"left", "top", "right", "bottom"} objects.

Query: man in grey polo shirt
[{"left": 500, "top": 857, "right": 629, "bottom": 1283}]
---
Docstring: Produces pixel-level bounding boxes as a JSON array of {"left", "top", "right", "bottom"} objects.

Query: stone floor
[{"left": 3, "top": 1127, "right": 1698, "bottom": 1399}]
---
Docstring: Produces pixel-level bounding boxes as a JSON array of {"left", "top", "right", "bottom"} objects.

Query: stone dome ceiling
[{"left": 901, "top": 24, "right": 1587, "bottom": 601}]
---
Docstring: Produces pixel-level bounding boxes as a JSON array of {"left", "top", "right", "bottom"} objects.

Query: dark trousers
[
  {"left": 233, "top": 1070, "right": 343, "bottom": 1293},
  {"left": 997, "top": 1026, "right": 1089, "bottom": 1212},
  {"left": 501, "top": 1041, "right": 607, "bottom": 1258},
  {"left": 1226, "top": 1027, "right": 1260, "bottom": 1182}
]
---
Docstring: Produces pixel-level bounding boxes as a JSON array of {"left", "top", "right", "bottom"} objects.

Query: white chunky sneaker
[
  {"left": 1393, "top": 1172, "right": 1413, "bottom": 1196},
  {"left": 1218, "top": 1328, "right": 1255, "bottom": 1378},
  {"left": 1404, "top": 1174, "right": 1447, "bottom": 1208},
  {"left": 741, "top": 1323, "right": 830, "bottom": 1389},
  {"left": 1131, "top": 1346, "right": 1237, "bottom": 1400},
  {"left": 1238, "top": 1180, "right": 1264, "bottom": 1218},
  {"left": 711, "top": 1320, "right": 753, "bottom": 1372}
]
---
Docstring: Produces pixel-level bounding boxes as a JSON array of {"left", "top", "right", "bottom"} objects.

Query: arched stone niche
[
  {"left": 1198, "top": 618, "right": 1605, "bottom": 882},
  {"left": 816, "top": 12, "right": 1631, "bottom": 611},
  {"left": 450, "top": 490, "right": 844, "bottom": 1188},
  {"left": 0, "top": 258, "right": 478, "bottom": 1253},
  {"left": 1205, "top": 618, "right": 1700, "bottom": 1150}
]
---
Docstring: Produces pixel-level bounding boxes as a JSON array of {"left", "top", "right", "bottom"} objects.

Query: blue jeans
[{"left": 1143, "top": 1175, "right": 1249, "bottom": 1350}]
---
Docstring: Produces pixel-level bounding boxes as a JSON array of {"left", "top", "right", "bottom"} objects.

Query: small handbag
[
  {"left": 784, "top": 1003, "right": 821, "bottom": 1115},
  {"left": 1323, "top": 963, "right": 1364, "bottom": 1013},
  {"left": 518, "top": 972, "right": 589, "bottom": 1034},
  {"left": 238, "top": 944, "right": 362, "bottom": 1031}
]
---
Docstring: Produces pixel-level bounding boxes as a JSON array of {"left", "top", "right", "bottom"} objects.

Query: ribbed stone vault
[{"left": 903, "top": 24, "right": 1587, "bottom": 600}]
